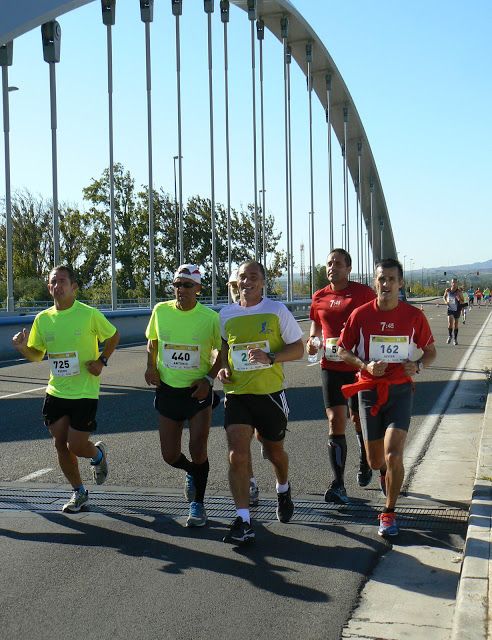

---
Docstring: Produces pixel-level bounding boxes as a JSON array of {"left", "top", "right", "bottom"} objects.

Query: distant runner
[{"left": 443, "top": 278, "right": 463, "bottom": 345}]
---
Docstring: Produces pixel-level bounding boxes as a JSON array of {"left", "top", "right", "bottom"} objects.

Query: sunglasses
[{"left": 173, "top": 281, "right": 195, "bottom": 289}]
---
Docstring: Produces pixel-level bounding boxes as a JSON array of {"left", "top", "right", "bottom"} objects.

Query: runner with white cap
[{"left": 145, "top": 264, "right": 221, "bottom": 528}]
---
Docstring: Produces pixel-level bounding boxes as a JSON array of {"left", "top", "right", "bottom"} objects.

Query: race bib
[
  {"left": 324, "top": 337, "right": 341, "bottom": 362},
  {"left": 48, "top": 352, "right": 80, "bottom": 377},
  {"left": 162, "top": 343, "right": 200, "bottom": 369},
  {"left": 447, "top": 294, "right": 458, "bottom": 312},
  {"left": 230, "top": 341, "right": 271, "bottom": 371},
  {"left": 369, "top": 335, "right": 409, "bottom": 363}
]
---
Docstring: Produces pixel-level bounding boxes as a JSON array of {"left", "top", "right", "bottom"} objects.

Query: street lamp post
[
  {"left": 259, "top": 188, "right": 266, "bottom": 266},
  {"left": 1, "top": 40, "right": 15, "bottom": 313},
  {"left": 173, "top": 155, "right": 182, "bottom": 263}
]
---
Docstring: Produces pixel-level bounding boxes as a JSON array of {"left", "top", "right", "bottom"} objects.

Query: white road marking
[
  {"left": 17, "top": 468, "right": 53, "bottom": 482},
  {"left": 0, "top": 386, "right": 46, "bottom": 400}
]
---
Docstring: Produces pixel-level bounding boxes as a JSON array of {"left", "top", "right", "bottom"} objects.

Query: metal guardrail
[{"left": 0, "top": 294, "right": 310, "bottom": 315}]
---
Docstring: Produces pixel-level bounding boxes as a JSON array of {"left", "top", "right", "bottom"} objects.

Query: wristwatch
[
  {"left": 204, "top": 375, "right": 215, "bottom": 386},
  {"left": 267, "top": 352, "right": 276, "bottom": 365},
  {"left": 416, "top": 359, "right": 424, "bottom": 374},
  {"left": 99, "top": 355, "right": 108, "bottom": 367}
]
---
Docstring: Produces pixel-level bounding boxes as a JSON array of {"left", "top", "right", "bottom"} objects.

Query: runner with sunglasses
[{"left": 145, "top": 264, "right": 222, "bottom": 528}]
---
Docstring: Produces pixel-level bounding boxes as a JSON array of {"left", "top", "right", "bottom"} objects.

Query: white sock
[
  {"left": 237, "top": 508, "right": 250, "bottom": 524},
  {"left": 276, "top": 481, "right": 289, "bottom": 494}
]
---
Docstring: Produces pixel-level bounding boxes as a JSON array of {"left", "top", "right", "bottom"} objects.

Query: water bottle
[{"left": 307, "top": 336, "right": 321, "bottom": 363}]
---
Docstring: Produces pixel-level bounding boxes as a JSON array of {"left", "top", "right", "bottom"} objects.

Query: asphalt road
[{"left": 0, "top": 301, "right": 486, "bottom": 640}]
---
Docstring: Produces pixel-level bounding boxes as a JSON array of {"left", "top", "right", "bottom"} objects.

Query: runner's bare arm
[
  {"left": 307, "top": 321, "right": 322, "bottom": 355},
  {"left": 144, "top": 339, "right": 161, "bottom": 386},
  {"left": 249, "top": 338, "right": 304, "bottom": 365},
  {"left": 217, "top": 338, "right": 232, "bottom": 384},
  {"left": 337, "top": 346, "right": 387, "bottom": 377},
  {"left": 86, "top": 330, "right": 120, "bottom": 376},
  {"left": 11, "top": 328, "right": 45, "bottom": 362}
]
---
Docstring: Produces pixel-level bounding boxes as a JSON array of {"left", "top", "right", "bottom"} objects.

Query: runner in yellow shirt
[
  {"left": 12, "top": 265, "right": 119, "bottom": 513},
  {"left": 145, "top": 264, "right": 222, "bottom": 528},
  {"left": 218, "top": 260, "right": 304, "bottom": 545}
]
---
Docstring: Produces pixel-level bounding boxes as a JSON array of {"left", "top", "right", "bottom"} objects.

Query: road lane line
[
  {"left": 0, "top": 386, "right": 46, "bottom": 399},
  {"left": 17, "top": 468, "right": 53, "bottom": 482}
]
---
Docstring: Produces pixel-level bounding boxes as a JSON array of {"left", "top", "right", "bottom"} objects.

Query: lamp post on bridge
[
  {"left": 1, "top": 40, "right": 15, "bottom": 313},
  {"left": 173, "top": 154, "right": 182, "bottom": 263}
]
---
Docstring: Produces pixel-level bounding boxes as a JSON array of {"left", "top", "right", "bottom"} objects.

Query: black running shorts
[
  {"left": 224, "top": 391, "right": 289, "bottom": 442},
  {"left": 321, "top": 368, "right": 359, "bottom": 412},
  {"left": 358, "top": 382, "right": 413, "bottom": 442},
  {"left": 42, "top": 394, "right": 98, "bottom": 432},
  {"left": 447, "top": 309, "right": 461, "bottom": 319},
  {"left": 154, "top": 382, "right": 213, "bottom": 421}
]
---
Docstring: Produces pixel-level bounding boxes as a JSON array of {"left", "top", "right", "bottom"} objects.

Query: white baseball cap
[{"left": 173, "top": 264, "right": 202, "bottom": 285}]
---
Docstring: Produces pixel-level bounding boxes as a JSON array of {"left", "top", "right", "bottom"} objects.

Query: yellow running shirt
[
  {"left": 145, "top": 300, "right": 221, "bottom": 388},
  {"left": 28, "top": 300, "right": 118, "bottom": 400},
  {"left": 219, "top": 297, "right": 303, "bottom": 395}
]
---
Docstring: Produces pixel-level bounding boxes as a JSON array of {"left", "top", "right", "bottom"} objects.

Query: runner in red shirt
[
  {"left": 338, "top": 258, "right": 436, "bottom": 537},
  {"left": 307, "top": 248, "right": 375, "bottom": 504}
]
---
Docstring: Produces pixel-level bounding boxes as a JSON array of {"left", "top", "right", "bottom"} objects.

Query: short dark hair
[
  {"left": 327, "top": 248, "right": 352, "bottom": 267},
  {"left": 238, "top": 260, "right": 266, "bottom": 279},
  {"left": 374, "top": 258, "right": 403, "bottom": 279},
  {"left": 49, "top": 264, "right": 77, "bottom": 284}
]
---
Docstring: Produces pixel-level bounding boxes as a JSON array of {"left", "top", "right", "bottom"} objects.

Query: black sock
[
  {"left": 448, "top": 328, "right": 452, "bottom": 337},
  {"left": 355, "top": 431, "right": 368, "bottom": 466},
  {"left": 383, "top": 507, "right": 395, "bottom": 514},
  {"left": 192, "top": 459, "right": 210, "bottom": 504},
  {"left": 328, "top": 435, "right": 347, "bottom": 487},
  {"left": 170, "top": 453, "right": 194, "bottom": 475},
  {"left": 454, "top": 329, "right": 458, "bottom": 339}
]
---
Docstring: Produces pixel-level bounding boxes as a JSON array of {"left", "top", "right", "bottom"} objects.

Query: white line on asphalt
[
  {"left": 0, "top": 386, "right": 46, "bottom": 400},
  {"left": 17, "top": 468, "right": 53, "bottom": 482}
]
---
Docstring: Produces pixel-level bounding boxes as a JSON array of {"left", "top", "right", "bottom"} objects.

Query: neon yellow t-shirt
[
  {"left": 27, "top": 300, "right": 117, "bottom": 400},
  {"left": 219, "top": 298, "right": 303, "bottom": 395},
  {"left": 145, "top": 300, "right": 221, "bottom": 388}
]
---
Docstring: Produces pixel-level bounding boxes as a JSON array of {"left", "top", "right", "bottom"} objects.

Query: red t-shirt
[
  {"left": 310, "top": 281, "right": 376, "bottom": 371},
  {"left": 339, "top": 300, "right": 434, "bottom": 379}
]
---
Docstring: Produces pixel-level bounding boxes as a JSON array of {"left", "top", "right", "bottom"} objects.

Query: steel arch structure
[{"left": 0, "top": 0, "right": 396, "bottom": 264}]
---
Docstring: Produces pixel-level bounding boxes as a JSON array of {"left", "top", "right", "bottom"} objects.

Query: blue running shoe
[
  {"left": 184, "top": 473, "right": 195, "bottom": 503},
  {"left": 378, "top": 512, "right": 399, "bottom": 537},
  {"left": 186, "top": 501, "right": 207, "bottom": 527}
]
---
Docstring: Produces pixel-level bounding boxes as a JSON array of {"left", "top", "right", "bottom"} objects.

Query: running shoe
[
  {"left": 223, "top": 516, "right": 255, "bottom": 544},
  {"left": 91, "top": 441, "right": 108, "bottom": 485},
  {"left": 186, "top": 501, "right": 207, "bottom": 527},
  {"left": 378, "top": 511, "right": 399, "bottom": 537},
  {"left": 324, "top": 483, "right": 350, "bottom": 505},
  {"left": 249, "top": 481, "right": 260, "bottom": 507},
  {"left": 453, "top": 339, "right": 458, "bottom": 346},
  {"left": 379, "top": 472, "right": 387, "bottom": 496},
  {"left": 446, "top": 336, "right": 451, "bottom": 344},
  {"left": 357, "top": 460, "right": 373, "bottom": 487},
  {"left": 62, "top": 489, "right": 89, "bottom": 513},
  {"left": 276, "top": 483, "right": 294, "bottom": 523},
  {"left": 184, "top": 473, "right": 195, "bottom": 503}
]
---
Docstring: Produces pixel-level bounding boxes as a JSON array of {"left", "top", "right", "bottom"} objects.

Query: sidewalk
[{"left": 343, "top": 310, "right": 492, "bottom": 640}]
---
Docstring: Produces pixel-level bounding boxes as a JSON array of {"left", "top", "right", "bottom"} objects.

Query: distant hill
[{"left": 434, "top": 259, "right": 492, "bottom": 273}]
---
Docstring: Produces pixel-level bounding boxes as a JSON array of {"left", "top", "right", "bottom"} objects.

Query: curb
[{"left": 451, "top": 380, "right": 492, "bottom": 639}]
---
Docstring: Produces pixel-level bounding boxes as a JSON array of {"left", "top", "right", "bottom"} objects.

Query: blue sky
[{"left": 2, "top": 0, "right": 491, "bottom": 274}]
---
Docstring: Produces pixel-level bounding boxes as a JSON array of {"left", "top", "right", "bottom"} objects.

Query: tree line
[{"left": 0, "top": 163, "right": 289, "bottom": 304}]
